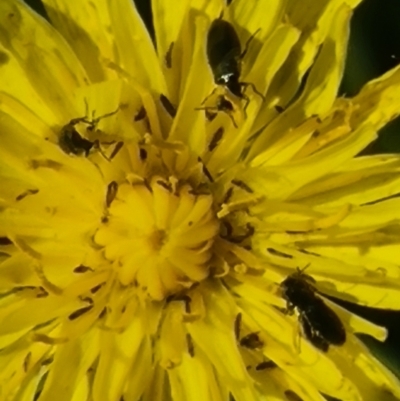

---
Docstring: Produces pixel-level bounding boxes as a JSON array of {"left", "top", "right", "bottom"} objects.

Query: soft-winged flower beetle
[
  {"left": 202, "top": 18, "right": 264, "bottom": 116},
  {"left": 59, "top": 107, "right": 122, "bottom": 160},
  {"left": 280, "top": 268, "right": 346, "bottom": 352},
  {"left": 59, "top": 117, "right": 96, "bottom": 157}
]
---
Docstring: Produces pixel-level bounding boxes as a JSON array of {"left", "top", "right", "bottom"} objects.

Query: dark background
[{"left": 23, "top": 0, "right": 400, "bottom": 378}]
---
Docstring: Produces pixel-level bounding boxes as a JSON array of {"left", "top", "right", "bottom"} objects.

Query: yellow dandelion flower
[{"left": 1, "top": 0, "right": 400, "bottom": 400}]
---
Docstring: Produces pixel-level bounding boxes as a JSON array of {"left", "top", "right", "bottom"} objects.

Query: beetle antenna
[
  {"left": 297, "top": 264, "right": 311, "bottom": 274},
  {"left": 93, "top": 106, "right": 120, "bottom": 125},
  {"left": 241, "top": 28, "right": 261, "bottom": 59},
  {"left": 93, "top": 140, "right": 111, "bottom": 162}
]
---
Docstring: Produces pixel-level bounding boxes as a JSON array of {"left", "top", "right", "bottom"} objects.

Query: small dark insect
[
  {"left": 59, "top": 107, "right": 119, "bottom": 158},
  {"left": 196, "top": 95, "right": 238, "bottom": 127},
  {"left": 203, "top": 19, "right": 264, "bottom": 114},
  {"left": 160, "top": 94, "right": 177, "bottom": 117},
  {"left": 280, "top": 270, "right": 316, "bottom": 312},
  {"left": 280, "top": 269, "right": 346, "bottom": 351},
  {"left": 165, "top": 42, "right": 174, "bottom": 68},
  {"left": 59, "top": 119, "right": 95, "bottom": 156}
]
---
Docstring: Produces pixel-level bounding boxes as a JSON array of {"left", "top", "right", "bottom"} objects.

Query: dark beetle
[
  {"left": 207, "top": 19, "right": 243, "bottom": 97},
  {"left": 299, "top": 314, "right": 329, "bottom": 352},
  {"left": 59, "top": 107, "right": 120, "bottom": 159},
  {"left": 280, "top": 270, "right": 316, "bottom": 313},
  {"left": 203, "top": 19, "right": 263, "bottom": 112},
  {"left": 281, "top": 269, "right": 346, "bottom": 351},
  {"left": 59, "top": 117, "right": 96, "bottom": 156}
]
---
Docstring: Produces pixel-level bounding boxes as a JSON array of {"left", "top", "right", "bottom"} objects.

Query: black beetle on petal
[
  {"left": 202, "top": 18, "right": 264, "bottom": 115},
  {"left": 280, "top": 269, "right": 346, "bottom": 351}
]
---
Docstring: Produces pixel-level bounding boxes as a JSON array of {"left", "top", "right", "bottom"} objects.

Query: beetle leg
[
  {"left": 92, "top": 140, "right": 111, "bottom": 162},
  {"left": 109, "top": 141, "right": 124, "bottom": 160}
]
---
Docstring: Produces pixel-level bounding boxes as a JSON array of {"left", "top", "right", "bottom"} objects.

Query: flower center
[{"left": 94, "top": 142, "right": 220, "bottom": 301}]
